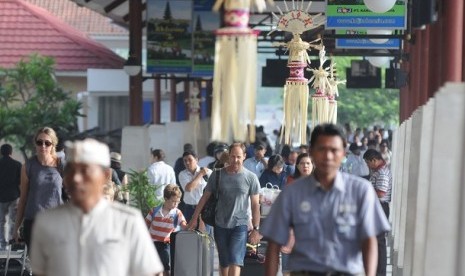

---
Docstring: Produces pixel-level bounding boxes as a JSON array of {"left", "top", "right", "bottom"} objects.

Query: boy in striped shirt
[{"left": 145, "top": 184, "right": 187, "bottom": 275}]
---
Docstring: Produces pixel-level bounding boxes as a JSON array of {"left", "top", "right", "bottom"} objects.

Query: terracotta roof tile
[
  {"left": 25, "top": 0, "right": 128, "bottom": 36},
  {"left": 0, "top": 0, "right": 125, "bottom": 71}
]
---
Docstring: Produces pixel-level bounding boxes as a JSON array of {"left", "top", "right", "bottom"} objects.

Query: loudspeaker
[{"left": 385, "top": 68, "right": 408, "bottom": 89}]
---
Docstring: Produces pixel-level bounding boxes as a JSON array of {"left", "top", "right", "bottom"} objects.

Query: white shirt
[
  {"left": 178, "top": 167, "right": 212, "bottom": 205},
  {"left": 243, "top": 157, "right": 267, "bottom": 178},
  {"left": 345, "top": 153, "right": 370, "bottom": 177},
  {"left": 31, "top": 200, "right": 163, "bottom": 276},
  {"left": 147, "top": 161, "right": 176, "bottom": 200},
  {"left": 198, "top": 156, "right": 215, "bottom": 168}
]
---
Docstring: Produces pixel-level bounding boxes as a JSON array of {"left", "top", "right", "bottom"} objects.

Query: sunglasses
[{"left": 36, "top": 140, "right": 53, "bottom": 147}]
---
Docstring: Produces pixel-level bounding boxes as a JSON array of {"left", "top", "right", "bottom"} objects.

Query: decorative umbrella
[
  {"left": 271, "top": 0, "right": 325, "bottom": 145},
  {"left": 210, "top": 0, "right": 271, "bottom": 143}
]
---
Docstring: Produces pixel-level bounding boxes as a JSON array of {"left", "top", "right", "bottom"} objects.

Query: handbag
[{"left": 201, "top": 169, "right": 220, "bottom": 226}]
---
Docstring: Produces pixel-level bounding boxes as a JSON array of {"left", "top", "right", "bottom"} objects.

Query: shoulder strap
[
  {"left": 215, "top": 169, "right": 220, "bottom": 197},
  {"left": 151, "top": 205, "right": 162, "bottom": 222},
  {"left": 173, "top": 210, "right": 179, "bottom": 229}
]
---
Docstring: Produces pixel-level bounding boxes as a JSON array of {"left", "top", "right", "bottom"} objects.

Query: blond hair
[{"left": 33, "top": 127, "right": 58, "bottom": 156}]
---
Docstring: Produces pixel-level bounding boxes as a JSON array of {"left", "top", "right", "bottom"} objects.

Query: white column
[
  {"left": 411, "top": 99, "right": 435, "bottom": 276},
  {"left": 423, "top": 83, "right": 465, "bottom": 275}
]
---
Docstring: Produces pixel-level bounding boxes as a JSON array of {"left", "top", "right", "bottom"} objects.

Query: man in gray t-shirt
[{"left": 188, "top": 143, "right": 261, "bottom": 276}]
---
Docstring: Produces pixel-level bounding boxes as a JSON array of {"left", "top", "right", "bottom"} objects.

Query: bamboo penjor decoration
[
  {"left": 271, "top": 0, "right": 325, "bottom": 145},
  {"left": 186, "top": 85, "right": 205, "bottom": 152},
  {"left": 210, "top": 0, "right": 271, "bottom": 143},
  {"left": 327, "top": 60, "right": 346, "bottom": 124},
  {"left": 308, "top": 46, "right": 332, "bottom": 127}
]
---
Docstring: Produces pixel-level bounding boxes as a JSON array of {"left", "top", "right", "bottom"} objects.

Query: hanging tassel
[
  {"left": 327, "top": 96, "right": 337, "bottom": 124},
  {"left": 210, "top": 0, "right": 269, "bottom": 143},
  {"left": 312, "top": 88, "right": 329, "bottom": 127}
]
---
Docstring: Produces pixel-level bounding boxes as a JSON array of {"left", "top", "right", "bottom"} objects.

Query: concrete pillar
[
  {"left": 391, "top": 121, "right": 406, "bottom": 271},
  {"left": 411, "top": 99, "right": 435, "bottom": 276},
  {"left": 402, "top": 108, "right": 422, "bottom": 276},
  {"left": 423, "top": 83, "right": 465, "bottom": 275},
  {"left": 395, "top": 118, "right": 412, "bottom": 275}
]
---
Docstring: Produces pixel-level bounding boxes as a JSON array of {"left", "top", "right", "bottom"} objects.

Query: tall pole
[
  {"left": 442, "top": 0, "right": 464, "bottom": 82},
  {"left": 129, "top": 0, "right": 143, "bottom": 125}
]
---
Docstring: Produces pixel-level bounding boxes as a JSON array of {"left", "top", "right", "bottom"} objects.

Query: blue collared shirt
[{"left": 260, "top": 172, "right": 390, "bottom": 274}]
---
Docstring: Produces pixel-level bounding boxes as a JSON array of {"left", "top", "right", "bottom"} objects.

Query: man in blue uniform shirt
[{"left": 261, "top": 124, "right": 390, "bottom": 276}]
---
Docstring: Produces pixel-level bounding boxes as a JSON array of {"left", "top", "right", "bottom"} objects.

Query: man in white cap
[{"left": 30, "top": 138, "right": 163, "bottom": 276}]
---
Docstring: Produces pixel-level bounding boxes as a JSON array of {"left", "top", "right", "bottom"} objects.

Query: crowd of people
[{"left": 0, "top": 123, "right": 393, "bottom": 276}]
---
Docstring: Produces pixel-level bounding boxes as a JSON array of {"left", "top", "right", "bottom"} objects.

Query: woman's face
[
  {"left": 35, "top": 133, "right": 54, "bottom": 156},
  {"left": 297, "top": 157, "right": 313, "bottom": 177},
  {"left": 272, "top": 165, "right": 283, "bottom": 175}
]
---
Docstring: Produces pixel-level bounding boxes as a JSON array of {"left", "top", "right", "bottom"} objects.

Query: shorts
[
  {"left": 154, "top": 242, "right": 170, "bottom": 272},
  {"left": 214, "top": 225, "right": 248, "bottom": 267}
]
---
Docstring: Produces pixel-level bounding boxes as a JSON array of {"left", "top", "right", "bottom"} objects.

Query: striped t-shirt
[
  {"left": 369, "top": 164, "right": 392, "bottom": 202},
  {"left": 145, "top": 207, "right": 185, "bottom": 243}
]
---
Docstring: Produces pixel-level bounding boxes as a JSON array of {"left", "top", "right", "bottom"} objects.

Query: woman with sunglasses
[{"left": 13, "top": 127, "right": 64, "bottom": 249}]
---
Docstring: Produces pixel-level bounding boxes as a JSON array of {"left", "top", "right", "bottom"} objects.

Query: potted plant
[{"left": 124, "top": 169, "right": 162, "bottom": 215}]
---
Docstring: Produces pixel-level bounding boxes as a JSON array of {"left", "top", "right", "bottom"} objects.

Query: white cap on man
[{"left": 65, "top": 139, "right": 110, "bottom": 167}]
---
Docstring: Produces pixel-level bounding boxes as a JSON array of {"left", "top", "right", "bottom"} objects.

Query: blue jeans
[
  {"left": 154, "top": 242, "right": 170, "bottom": 272},
  {"left": 0, "top": 199, "right": 18, "bottom": 249},
  {"left": 214, "top": 225, "right": 248, "bottom": 267}
]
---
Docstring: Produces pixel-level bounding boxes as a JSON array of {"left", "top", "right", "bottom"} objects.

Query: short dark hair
[
  {"left": 267, "top": 154, "right": 285, "bottom": 170},
  {"left": 309, "top": 124, "right": 346, "bottom": 149},
  {"left": 367, "top": 139, "right": 378, "bottom": 147},
  {"left": 151, "top": 149, "right": 165, "bottom": 161},
  {"left": 182, "top": 150, "right": 197, "bottom": 159},
  {"left": 380, "top": 139, "right": 390, "bottom": 148},
  {"left": 1, "top": 144, "right": 12, "bottom": 156},
  {"left": 363, "top": 149, "right": 383, "bottom": 161},
  {"left": 183, "top": 143, "right": 194, "bottom": 152}
]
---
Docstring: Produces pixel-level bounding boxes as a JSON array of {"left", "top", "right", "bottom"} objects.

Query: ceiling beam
[{"left": 104, "top": 0, "right": 127, "bottom": 13}]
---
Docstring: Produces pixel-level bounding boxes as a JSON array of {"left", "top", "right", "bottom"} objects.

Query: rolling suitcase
[
  {"left": 0, "top": 242, "right": 31, "bottom": 276},
  {"left": 170, "top": 230, "right": 214, "bottom": 276}
]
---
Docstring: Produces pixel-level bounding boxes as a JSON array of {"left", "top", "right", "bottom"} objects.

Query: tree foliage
[
  {"left": 331, "top": 57, "right": 399, "bottom": 128},
  {"left": 0, "top": 54, "right": 82, "bottom": 158}
]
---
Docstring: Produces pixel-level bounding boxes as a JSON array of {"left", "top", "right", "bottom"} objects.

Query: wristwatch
[{"left": 253, "top": 226, "right": 260, "bottom": 231}]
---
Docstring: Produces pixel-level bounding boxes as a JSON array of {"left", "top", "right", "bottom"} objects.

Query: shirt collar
[
  {"left": 69, "top": 197, "right": 108, "bottom": 217},
  {"left": 310, "top": 171, "right": 345, "bottom": 193}
]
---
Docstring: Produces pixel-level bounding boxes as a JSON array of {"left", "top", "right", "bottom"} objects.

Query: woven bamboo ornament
[
  {"left": 210, "top": 0, "right": 271, "bottom": 143},
  {"left": 327, "top": 60, "right": 346, "bottom": 124},
  {"left": 308, "top": 46, "right": 332, "bottom": 128},
  {"left": 186, "top": 84, "right": 205, "bottom": 152},
  {"left": 271, "top": 0, "right": 325, "bottom": 145}
]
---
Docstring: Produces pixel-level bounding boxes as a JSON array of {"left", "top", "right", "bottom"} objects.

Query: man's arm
[
  {"left": 264, "top": 240, "right": 280, "bottom": 276},
  {"left": 187, "top": 191, "right": 212, "bottom": 230},
  {"left": 248, "top": 194, "right": 261, "bottom": 244},
  {"left": 362, "top": 236, "right": 378, "bottom": 276},
  {"left": 184, "top": 168, "right": 209, "bottom": 192}
]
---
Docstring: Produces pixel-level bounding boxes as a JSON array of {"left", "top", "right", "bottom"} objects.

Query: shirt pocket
[
  {"left": 293, "top": 214, "right": 319, "bottom": 241},
  {"left": 335, "top": 212, "right": 358, "bottom": 240}
]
